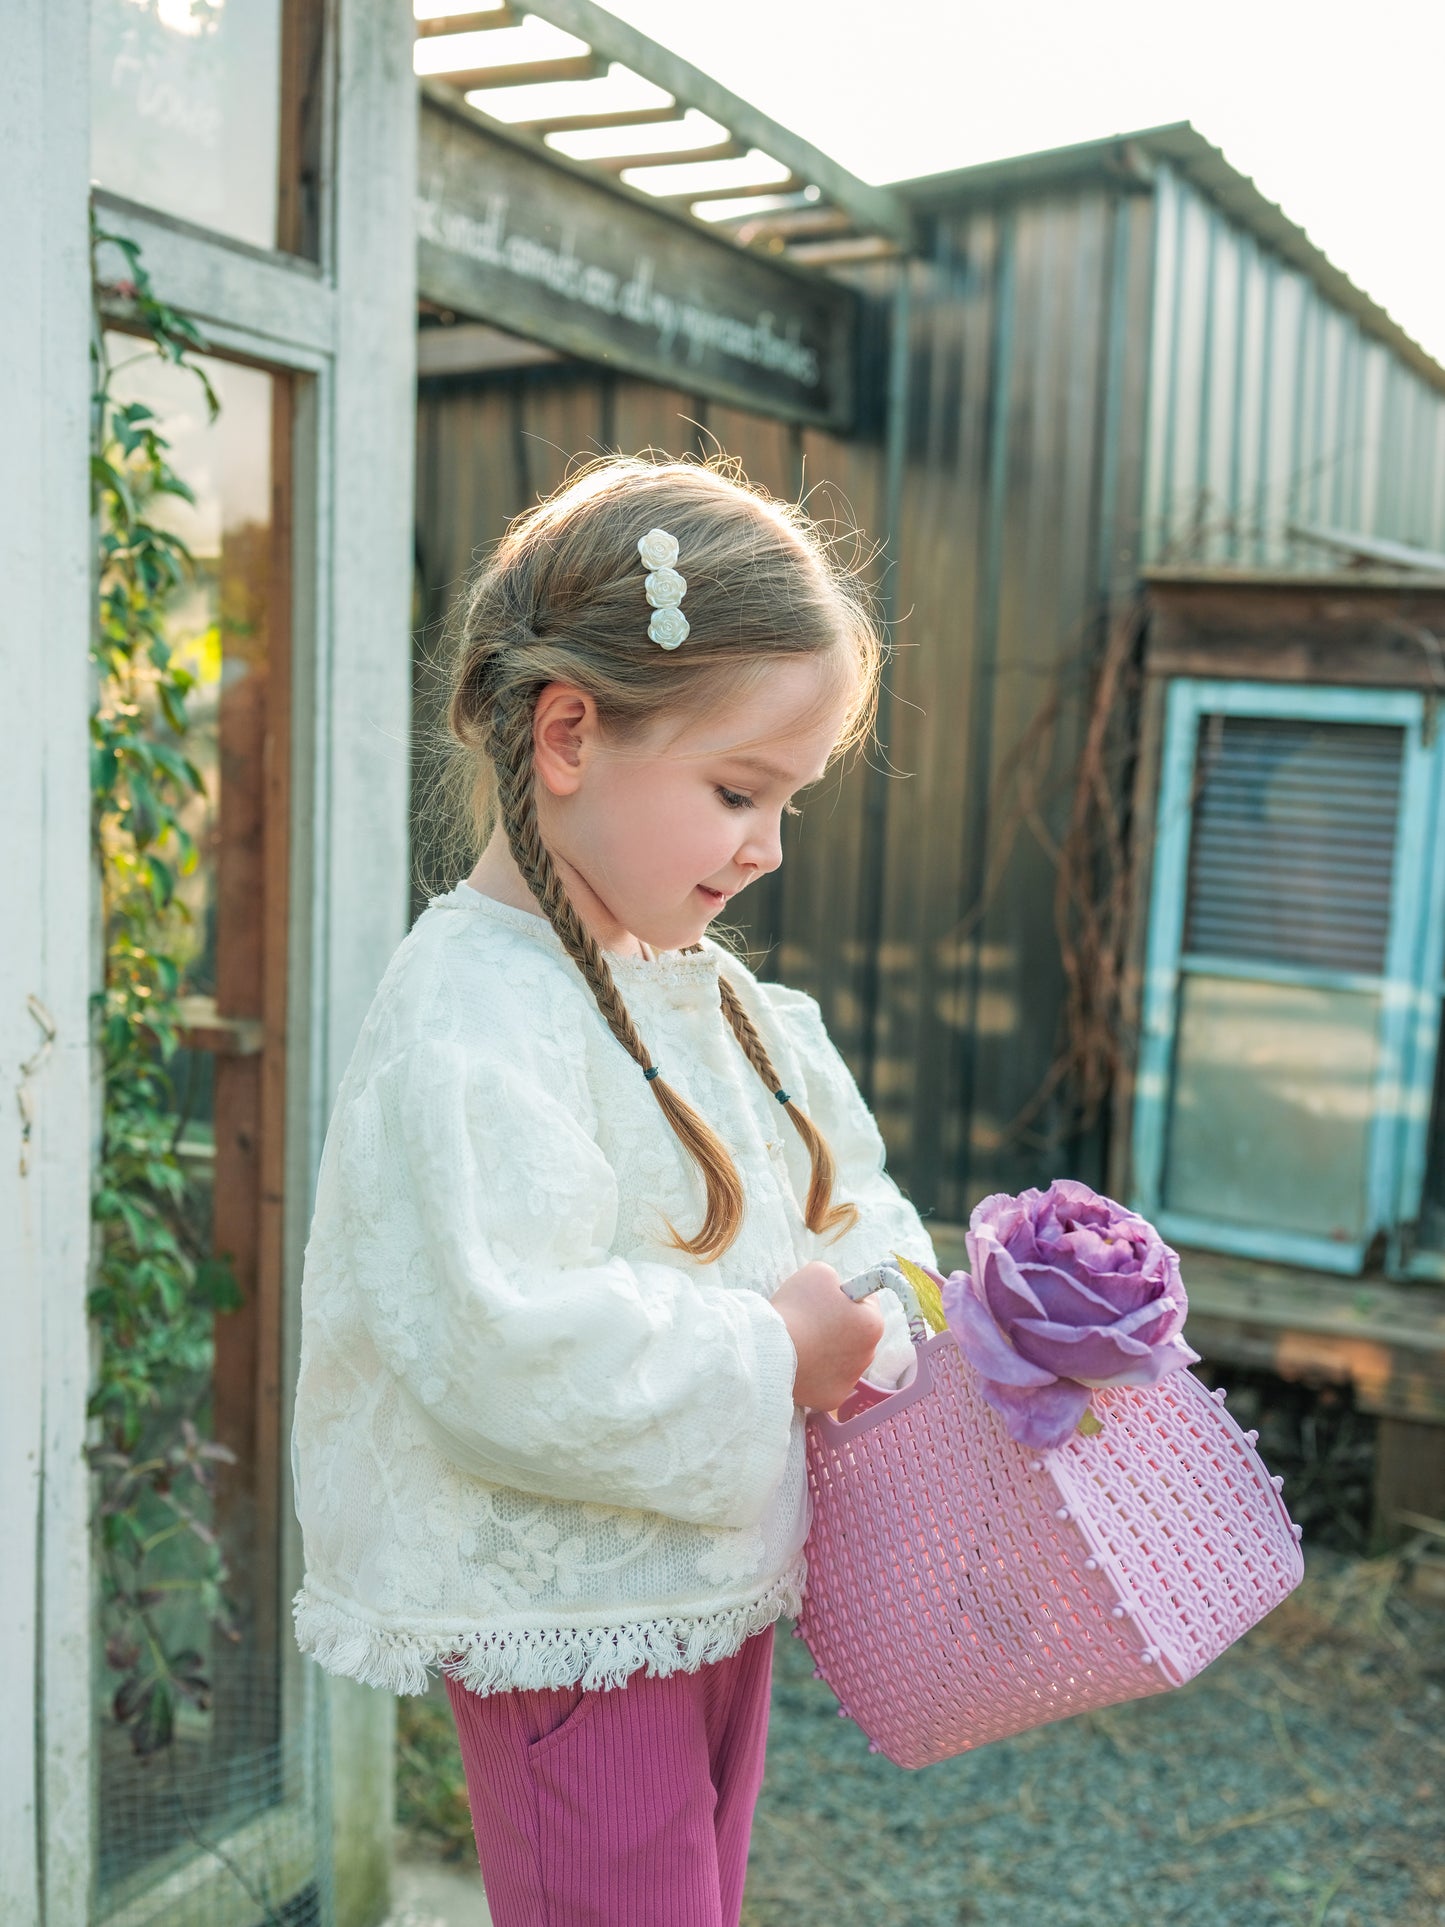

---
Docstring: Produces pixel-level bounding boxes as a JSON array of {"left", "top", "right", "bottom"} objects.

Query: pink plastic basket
[{"left": 796, "top": 1329, "right": 1304, "bottom": 1768}]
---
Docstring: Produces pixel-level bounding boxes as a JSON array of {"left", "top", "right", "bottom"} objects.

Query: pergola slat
[
  {"left": 514, "top": 105, "right": 685, "bottom": 136},
  {"left": 709, "top": 205, "right": 856, "bottom": 241},
  {"left": 592, "top": 138, "right": 745, "bottom": 174},
  {"left": 521, "top": 0, "right": 915, "bottom": 248},
  {"left": 786, "top": 234, "right": 900, "bottom": 265},
  {"left": 657, "top": 173, "right": 807, "bottom": 207},
  {"left": 414, "top": 8, "right": 523, "bottom": 37},
  {"left": 435, "top": 52, "right": 608, "bottom": 91}
]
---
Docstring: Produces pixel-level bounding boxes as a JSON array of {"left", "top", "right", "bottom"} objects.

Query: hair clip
[{"left": 638, "top": 529, "right": 689, "bottom": 649}]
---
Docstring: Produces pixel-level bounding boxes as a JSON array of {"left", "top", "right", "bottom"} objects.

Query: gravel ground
[
  {"left": 742, "top": 1550, "right": 1445, "bottom": 1927},
  {"left": 395, "top": 1549, "right": 1444, "bottom": 1926}
]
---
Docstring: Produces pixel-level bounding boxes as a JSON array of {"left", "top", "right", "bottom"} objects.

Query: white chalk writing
[{"left": 416, "top": 190, "right": 822, "bottom": 390}]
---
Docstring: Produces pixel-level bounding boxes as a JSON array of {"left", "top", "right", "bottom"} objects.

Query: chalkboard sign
[{"left": 417, "top": 89, "right": 856, "bottom": 430}]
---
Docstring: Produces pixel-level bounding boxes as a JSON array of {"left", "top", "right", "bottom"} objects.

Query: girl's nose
[{"left": 739, "top": 816, "right": 784, "bottom": 876}]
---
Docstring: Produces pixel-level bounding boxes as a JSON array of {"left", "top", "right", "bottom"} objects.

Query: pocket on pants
[{"left": 518, "top": 1681, "right": 597, "bottom": 1760}]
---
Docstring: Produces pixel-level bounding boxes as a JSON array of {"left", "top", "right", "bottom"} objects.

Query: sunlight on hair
[{"left": 424, "top": 450, "right": 882, "bottom": 1260}]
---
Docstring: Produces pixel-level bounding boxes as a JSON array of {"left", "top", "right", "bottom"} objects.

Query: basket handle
[{"left": 810, "top": 1330, "right": 954, "bottom": 1444}]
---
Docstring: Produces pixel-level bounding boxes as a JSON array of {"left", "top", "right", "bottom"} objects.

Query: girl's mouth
[{"left": 697, "top": 884, "right": 728, "bottom": 906}]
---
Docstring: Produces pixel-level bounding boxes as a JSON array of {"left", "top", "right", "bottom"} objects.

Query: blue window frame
[{"left": 1132, "top": 678, "right": 1445, "bottom": 1275}]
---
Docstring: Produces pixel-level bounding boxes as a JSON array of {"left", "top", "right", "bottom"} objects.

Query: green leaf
[
  {"left": 194, "top": 1258, "right": 244, "bottom": 1313},
  {"left": 1077, "top": 1405, "right": 1104, "bottom": 1437}
]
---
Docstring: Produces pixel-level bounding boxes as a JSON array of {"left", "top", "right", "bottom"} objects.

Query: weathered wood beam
[
  {"left": 417, "top": 89, "right": 857, "bottom": 429},
  {"left": 417, "top": 320, "right": 564, "bottom": 376},
  {"left": 523, "top": 0, "right": 916, "bottom": 247}
]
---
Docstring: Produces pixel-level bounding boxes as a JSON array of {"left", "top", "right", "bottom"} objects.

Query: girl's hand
[{"left": 771, "top": 1261, "right": 886, "bottom": 1412}]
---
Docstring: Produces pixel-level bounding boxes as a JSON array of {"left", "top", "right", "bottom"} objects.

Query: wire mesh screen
[{"left": 97, "top": 1654, "right": 333, "bottom": 1927}]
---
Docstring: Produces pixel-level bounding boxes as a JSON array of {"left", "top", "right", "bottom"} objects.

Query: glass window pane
[
  {"left": 1184, "top": 715, "right": 1403, "bottom": 974},
  {"left": 91, "top": 0, "right": 284, "bottom": 250},
  {"left": 96, "top": 339, "right": 289, "bottom": 1898},
  {"left": 1163, "top": 973, "right": 1378, "bottom": 1243}
]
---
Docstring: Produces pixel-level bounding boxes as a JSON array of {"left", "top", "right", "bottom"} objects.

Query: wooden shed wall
[{"left": 411, "top": 178, "right": 1154, "bottom": 1229}]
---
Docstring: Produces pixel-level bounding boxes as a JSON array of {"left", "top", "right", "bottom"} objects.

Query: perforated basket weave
[{"left": 796, "top": 1329, "right": 1304, "bottom": 1768}]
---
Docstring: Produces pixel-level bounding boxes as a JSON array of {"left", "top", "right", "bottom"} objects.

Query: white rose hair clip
[{"left": 638, "top": 528, "right": 689, "bottom": 649}]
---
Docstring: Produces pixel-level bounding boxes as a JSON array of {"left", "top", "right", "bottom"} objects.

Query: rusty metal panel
[{"left": 1144, "top": 164, "right": 1445, "bottom": 567}]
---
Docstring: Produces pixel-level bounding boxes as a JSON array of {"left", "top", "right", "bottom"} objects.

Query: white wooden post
[
  {"left": 0, "top": 3, "right": 96, "bottom": 1923},
  {"left": 308, "top": 5, "right": 418, "bottom": 1922}
]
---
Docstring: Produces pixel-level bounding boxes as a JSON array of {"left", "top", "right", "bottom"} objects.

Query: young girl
[{"left": 291, "top": 456, "right": 938, "bottom": 1925}]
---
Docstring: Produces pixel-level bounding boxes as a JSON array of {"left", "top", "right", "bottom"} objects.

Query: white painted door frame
[
  {"left": 1, "top": 3, "right": 417, "bottom": 1921},
  {"left": 1, "top": 5, "right": 95, "bottom": 1924}
]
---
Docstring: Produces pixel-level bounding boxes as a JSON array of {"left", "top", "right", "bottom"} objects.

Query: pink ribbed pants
[{"left": 444, "top": 1627, "right": 774, "bottom": 1927}]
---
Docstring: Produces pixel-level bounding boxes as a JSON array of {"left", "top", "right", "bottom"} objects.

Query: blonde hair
[{"left": 446, "top": 454, "right": 881, "bottom": 1263}]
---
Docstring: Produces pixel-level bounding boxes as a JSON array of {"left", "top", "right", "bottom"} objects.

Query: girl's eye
[{"left": 716, "top": 786, "right": 753, "bottom": 810}]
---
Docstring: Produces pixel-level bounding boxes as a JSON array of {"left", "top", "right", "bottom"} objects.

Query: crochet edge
[{"left": 292, "top": 1564, "right": 806, "bottom": 1697}]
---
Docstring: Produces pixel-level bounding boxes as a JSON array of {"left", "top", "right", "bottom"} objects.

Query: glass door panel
[{"left": 96, "top": 340, "right": 292, "bottom": 1903}]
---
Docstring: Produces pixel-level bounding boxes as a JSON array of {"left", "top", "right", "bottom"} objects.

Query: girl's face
[{"left": 535, "top": 652, "right": 854, "bottom": 955}]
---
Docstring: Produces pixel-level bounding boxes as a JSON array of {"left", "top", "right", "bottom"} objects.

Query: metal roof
[
  {"left": 895, "top": 121, "right": 1445, "bottom": 398},
  {"left": 1144, "top": 565, "right": 1445, "bottom": 592},
  {"left": 413, "top": 0, "right": 916, "bottom": 264}
]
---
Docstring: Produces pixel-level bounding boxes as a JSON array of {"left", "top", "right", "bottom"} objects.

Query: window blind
[{"left": 1182, "top": 715, "right": 1404, "bottom": 975}]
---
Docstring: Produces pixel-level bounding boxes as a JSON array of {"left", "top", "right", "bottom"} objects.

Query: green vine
[{"left": 90, "top": 219, "right": 242, "bottom": 1756}]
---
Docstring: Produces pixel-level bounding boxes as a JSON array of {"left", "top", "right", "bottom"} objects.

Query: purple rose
[{"left": 939, "top": 1179, "right": 1200, "bottom": 1450}]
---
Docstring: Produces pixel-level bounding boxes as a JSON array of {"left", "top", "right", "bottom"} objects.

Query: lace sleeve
[
  {"left": 754, "top": 977, "right": 939, "bottom": 1284},
  {"left": 332, "top": 1038, "right": 798, "bottom": 1531}
]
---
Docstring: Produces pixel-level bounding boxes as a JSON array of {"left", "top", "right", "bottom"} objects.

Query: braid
[
  {"left": 717, "top": 977, "right": 858, "bottom": 1241},
  {"left": 446, "top": 456, "right": 888, "bottom": 1264},
  {"left": 489, "top": 697, "right": 746, "bottom": 1263}
]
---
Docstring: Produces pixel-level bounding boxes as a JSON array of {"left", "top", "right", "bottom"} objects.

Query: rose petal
[
  {"left": 973, "top": 1374, "right": 1093, "bottom": 1450},
  {"left": 1014, "top": 1261, "right": 1138, "bottom": 1326},
  {"left": 1053, "top": 1223, "right": 1132, "bottom": 1272},
  {"left": 972, "top": 1191, "right": 1047, "bottom": 1256},
  {"left": 1062, "top": 1269, "right": 1164, "bottom": 1317},
  {"left": 1077, "top": 1337, "right": 1201, "bottom": 1390},
  {"left": 1009, "top": 1318, "right": 1154, "bottom": 1383},
  {"left": 1013, "top": 1318, "right": 1200, "bottom": 1388},
  {"left": 978, "top": 1250, "right": 1046, "bottom": 1326},
  {"left": 941, "top": 1275, "right": 1058, "bottom": 1388}
]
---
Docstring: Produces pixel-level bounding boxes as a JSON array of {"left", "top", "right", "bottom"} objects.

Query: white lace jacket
[{"left": 291, "top": 882, "right": 936, "bottom": 1695}]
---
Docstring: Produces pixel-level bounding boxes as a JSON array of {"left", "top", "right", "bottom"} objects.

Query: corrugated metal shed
[
  {"left": 901, "top": 124, "right": 1445, "bottom": 572},
  {"left": 412, "top": 109, "right": 1445, "bottom": 1234}
]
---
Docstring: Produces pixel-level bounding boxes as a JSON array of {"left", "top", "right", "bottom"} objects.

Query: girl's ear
[{"left": 532, "top": 682, "right": 596, "bottom": 797}]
